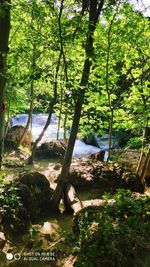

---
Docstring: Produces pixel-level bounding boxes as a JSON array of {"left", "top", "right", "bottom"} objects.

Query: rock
[
  {"left": 0, "top": 179, "right": 30, "bottom": 236},
  {"left": 121, "top": 171, "right": 145, "bottom": 192},
  {"left": 83, "top": 133, "right": 99, "bottom": 147},
  {"left": 68, "top": 159, "right": 144, "bottom": 193},
  {"left": 73, "top": 195, "right": 150, "bottom": 267},
  {"left": 53, "top": 163, "right": 62, "bottom": 170},
  {"left": 16, "top": 183, "right": 36, "bottom": 217},
  {"left": 0, "top": 172, "right": 54, "bottom": 237},
  {"left": 68, "top": 161, "right": 94, "bottom": 188},
  {"left": 1, "top": 203, "right": 30, "bottom": 236},
  {"left": 3, "top": 160, "right": 25, "bottom": 168},
  {"left": 111, "top": 148, "right": 142, "bottom": 173},
  {"left": 19, "top": 172, "right": 53, "bottom": 219},
  {"left": 73, "top": 205, "right": 104, "bottom": 235},
  {"left": 5, "top": 125, "right": 32, "bottom": 148},
  {"left": 0, "top": 232, "right": 6, "bottom": 249},
  {"left": 35, "top": 140, "right": 67, "bottom": 159},
  {"left": 89, "top": 150, "right": 105, "bottom": 161}
]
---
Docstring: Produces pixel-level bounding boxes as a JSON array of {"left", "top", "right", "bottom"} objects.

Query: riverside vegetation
[{"left": 0, "top": 0, "right": 150, "bottom": 266}]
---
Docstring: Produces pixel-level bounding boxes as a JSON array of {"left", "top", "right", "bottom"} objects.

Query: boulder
[
  {"left": 73, "top": 205, "right": 104, "bottom": 235},
  {"left": 53, "top": 163, "right": 62, "bottom": 170},
  {"left": 0, "top": 172, "right": 53, "bottom": 236},
  {"left": 68, "top": 159, "right": 144, "bottom": 193},
  {"left": 89, "top": 150, "right": 105, "bottom": 161},
  {"left": 35, "top": 140, "right": 67, "bottom": 159},
  {"left": 16, "top": 183, "right": 36, "bottom": 217},
  {"left": 5, "top": 125, "right": 32, "bottom": 148},
  {"left": 0, "top": 179, "right": 30, "bottom": 236},
  {"left": 1, "top": 201, "right": 30, "bottom": 236},
  {"left": 73, "top": 201, "right": 150, "bottom": 267},
  {"left": 18, "top": 172, "right": 53, "bottom": 219},
  {"left": 83, "top": 133, "right": 99, "bottom": 147}
]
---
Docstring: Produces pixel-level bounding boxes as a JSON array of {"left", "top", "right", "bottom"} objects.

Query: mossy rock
[
  {"left": 73, "top": 193, "right": 150, "bottom": 267},
  {"left": 5, "top": 125, "right": 32, "bottom": 148},
  {"left": 18, "top": 172, "right": 53, "bottom": 219}
]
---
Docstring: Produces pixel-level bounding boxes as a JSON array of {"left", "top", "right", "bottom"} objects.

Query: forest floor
[
  {"left": 0, "top": 148, "right": 149, "bottom": 267},
  {"left": 1, "top": 152, "right": 106, "bottom": 267}
]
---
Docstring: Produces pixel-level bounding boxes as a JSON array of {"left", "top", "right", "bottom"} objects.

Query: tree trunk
[
  {"left": 140, "top": 145, "right": 150, "bottom": 184},
  {"left": 106, "top": 4, "right": 120, "bottom": 162},
  {"left": 50, "top": 90, "right": 88, "bottom": 210},
  {"left": 28, "top": 102, "right": 55, "bottom": 164},
  {"left": 57, "top": 82, "right": 63, "bottom": 140},
  {"left": 16, "top": 45, "right": 36, "bottom": 149},
  {"left": 28, "top": 0, "right": 64, "bottom": 164},
  {"left": 107, "top": 109, "right": 113, "bottom": 162},
  {"left": 27, "top": 50, "right": 62, "bottom": 164},
  {"left": 0, "top": 0, "right": 11, "bottom": 168},
  {"left": 51, "top": 0, "right": 105, "bottom": 212},
  {"left": 63, "top": 106, "right": 68, "bottom": 143},
  {"left": 4, "top": 85, "right": 12, "bottom": 137},
  {"left": 17, "top": 80, "right": 34, "bottom": 150},
  {"left": 136, "top": 119, "right": 148, "bottom": 175}
]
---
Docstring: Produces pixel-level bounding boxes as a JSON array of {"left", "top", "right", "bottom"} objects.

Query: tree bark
[
  {"left": 140, "top": 145, "right": 150, "bottom": 184},
  {"left": 136, "top": 119, "right": 149, "bottom": 176},
  {"left": 107, "top": 109, "right": 113, "bottom": 162},
  {"left": 4, "top": 84, "right": 12, "bottom": 137},
  {"left": 63, "top": 108, "right": 68, "bottom": 143},
  {"left": 51, "top": 0, "right": 105, "bottom": 212},
  {"left": 57, "top": 80, "right": 63, "bottom": 140},
  {"left": 0, "top": 0, "right": 11, "bottom": 168},
  {"left": 105, "top": 3, "right": 120, "bottom": 162},
  {"left": 28, "top": 0, "right": 64, "bottom": 164},
  {"left": 28, "top": 100, "right": 56, "bottom": 164},
  {"left": 17, "top": 80, "right": 33, "bottom": 149},
  {"left": 16, "top": 47, "right": 35, "bottom": 149},
  {"left": 28, "top": 51, "right": 62, "bottom": 164}
]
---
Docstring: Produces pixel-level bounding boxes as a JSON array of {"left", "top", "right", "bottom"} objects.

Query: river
[{"left": 10, "top": 114, "right": 118, "bottom": 160}]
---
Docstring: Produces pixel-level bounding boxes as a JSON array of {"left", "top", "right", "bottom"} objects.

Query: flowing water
[{"left": 10, "top": 114, "right": 112, "bottom": 159}]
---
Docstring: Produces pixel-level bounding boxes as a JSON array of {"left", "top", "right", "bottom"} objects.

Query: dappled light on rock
[
  {"left": 35, "top": 140, "right": 67, "bottom": 159},
  {"left": 5, "top": 125, "right": 32, "bottom": 149},
  {"left": 68, "top": 159, "right": 145, "bottom": 193}
]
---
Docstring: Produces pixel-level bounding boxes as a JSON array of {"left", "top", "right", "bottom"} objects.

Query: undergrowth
[
  {"left": 69, "top": 189, "right": 150, "bottom": 267},
  {"left": 0, "top": 172, "right": 22, "bottom": 221}
]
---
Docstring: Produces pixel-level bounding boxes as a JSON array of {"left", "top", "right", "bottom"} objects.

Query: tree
[
  {"left": 28, "top": 0, "right": 64, "bottom": 163},
  {"left": 51, "top": 0, "right": 105, "bottom": 212},
  {"left": 121, "top": 11, "right": 150, "bottom": 178},
  {"left": 0, "top": 0, "right": 11, "bottom": 168},
  {"left": 105, "top": 2, "right": 120, "bottom": 161},
  {"left": 84, "top": 3, "right": 149, "bottom": 164},
  {"left": 6, "top": 0, "right": 62, "bottom": 157}
]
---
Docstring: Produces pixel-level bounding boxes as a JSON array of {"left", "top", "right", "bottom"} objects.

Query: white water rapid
[{"left": 11, "top": 114, "right": 111, "bottom": 159}]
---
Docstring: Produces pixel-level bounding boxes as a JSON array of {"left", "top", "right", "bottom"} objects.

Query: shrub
[
  {"left": 0, "top": 172, "right": 22, "bottom": 218},
  {"left": 0, "top": 172, "right": 30, "bottom": 234},
  {"left": 127, "top": 137, "right": 142, "bottom": 149},
  {"left": 73, "top": 189, "right": 150, "bottom": 267}
]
